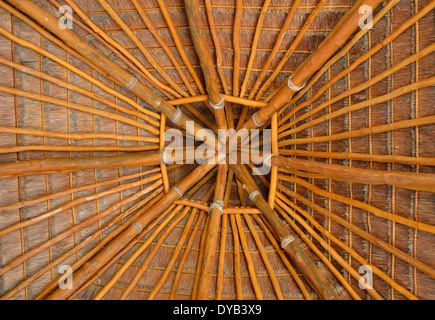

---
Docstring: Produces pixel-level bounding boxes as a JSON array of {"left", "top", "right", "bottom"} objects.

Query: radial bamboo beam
[
  {"left": 196, "top": 164, "right": 227, "bottom": 299},
  {"left": 0, "top": 151, "right": 162, "bottom": 178},
  {"left": 270, "top": 156, "right": 435, "bottom": 192},
  {"left": 5, "top": 0, "right": 218, "bottom": 148},
  {"left": 228, "top": 162, "right": 339, "bottom": 300},
  {"left": 184, "top": 0, "right": 227, "bottom": 131}
]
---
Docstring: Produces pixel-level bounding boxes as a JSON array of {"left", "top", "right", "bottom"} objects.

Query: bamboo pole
[
  {"left": 184, "top": 0, "right": 227, "bottom": 131},
  {"left": 271, "top": 156, "right": 435, "bottom": 192},
  {"left": 196, "top": 165, "right": 227, "bottom": 299},
  {"left": 278, "top": 149, "right": 435, "bottom": 167}
]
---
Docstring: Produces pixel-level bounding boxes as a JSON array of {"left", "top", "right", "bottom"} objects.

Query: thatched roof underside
[{"left": 0, "top": 0, "right": 434, "bottom": 300}]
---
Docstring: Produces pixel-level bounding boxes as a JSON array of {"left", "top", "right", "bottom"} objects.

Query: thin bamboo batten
[
  {"left": 278, "top": 174, "right": 435, "bottom": 234},
  {"left": 154, "top": 0, "right": 205, "bottom": 94},
  {"left": 232, "top": 0, "right": 243, "bottom": 97},
  {"left": 146, "top": 207, "right": 199, "bottom": 300},
  {"left": 247, "top": 0, "right": 301, "bottom": 100},
  {"left": 93, "top": 204, "right": 187, "bottom": 300},
  {"left": 274, "top": 199, "right": 374, "bottom": 300},
  {"left": 118, "top": 206, "right": 193, "bottom": 300},
  {"left": 254, "top": 0, "right": 329, "bottom": 101},
  {"left": 95, "top": 0, "right": 189, "bottom": 98}
]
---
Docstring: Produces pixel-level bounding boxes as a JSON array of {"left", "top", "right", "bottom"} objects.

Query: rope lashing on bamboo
[
  {"left": 281, "top": 235, "right": 296, "bottom": 249},
  {"left": 171, "top": 186, "right": 184, "bottom": 199},
  {"left": 208, "top": 200, "right": 224, "bottom": 215},
  {"left": 249, "top": 190, "right": 262, "bottom": 202},
  {"left": 287, "top": 74, "right": 306, "bottom": 91},
  {"left": 126, "top": 76, "right": 139, "bottom": 90},
  {"left": 209, "top": 94, "right": 226, "bottom": 110},
  {"left": 170, "top": 107, "right": 182, "bottom": 123},
  {"left": 252, "top": 112, "right": 267, "bottom": 127}
]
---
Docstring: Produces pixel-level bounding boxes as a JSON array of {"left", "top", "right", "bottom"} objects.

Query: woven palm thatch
[{"left": 0, "top": 0, "right": 433, "bottom": 300}]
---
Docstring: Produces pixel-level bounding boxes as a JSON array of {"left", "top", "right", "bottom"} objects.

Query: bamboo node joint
[
  {"left": 171, "top": 186, "right": 184, "bottom": 198},
  {"left": 249, "top": 190, "right": 262, "bottom": 201}
]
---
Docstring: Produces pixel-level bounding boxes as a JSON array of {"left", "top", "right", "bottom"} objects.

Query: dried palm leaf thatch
[{"left": 0, "top": 0, "right": 433, "bottom": 301}]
